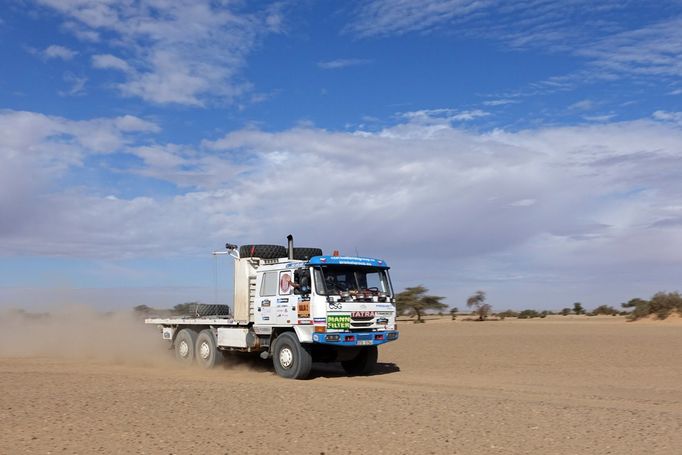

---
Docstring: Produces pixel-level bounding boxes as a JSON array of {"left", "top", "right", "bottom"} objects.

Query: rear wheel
[
  {"left": 341, "top": 346, "right": 378, "bottom": 375},
  {"left": 174, "top": 329, "right": 198, "bottom": 366},
  {"left": 195, "top": 329, "right": 221, "bottom": 369},
  {"left": 272, "top": 332, "right": 312, "bottom": 379}
]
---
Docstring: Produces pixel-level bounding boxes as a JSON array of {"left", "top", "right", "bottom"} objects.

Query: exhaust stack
[{"left": 287, "top": 234, "right": 294, "bottom": 259}]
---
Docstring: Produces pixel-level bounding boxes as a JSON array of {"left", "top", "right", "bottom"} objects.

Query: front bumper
[{"left": 311, "top": 330, "right": 399, "bottom": 346}]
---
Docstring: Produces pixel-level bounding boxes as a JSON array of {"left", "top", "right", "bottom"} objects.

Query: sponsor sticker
[
  {"left": 328, "top": 301, "right": 343, "bottom": 310},
  {"left": 351, "top": 311, "right": 375, "bottom": 318},
  {"left": 297, "top": 301, "right": 310, "bottom": 318},
  {"left": 326, "top": 314, "right": 351, "bottom": 330},
  {"left": 277, "top": 298, "right": 289, "bottom": 304},
  {"left": 313, "top": 317, "right": 326, "bottom": 323},
  {"left": 376, "top": 317, "right": 389, "bottom": 325},
  {"left": 261, "top": 300, "right": 271, "bottom": 307},
  {"left": 357, "top": 340, "right": 373, "bottom": 346},
  {"left": 297, "top": 319, "right": 312, "bottom": 325}
]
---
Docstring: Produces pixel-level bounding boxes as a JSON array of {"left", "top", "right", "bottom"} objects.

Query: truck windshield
[{"left": 313, "top": 266, "right": 392, "bottom": 296}]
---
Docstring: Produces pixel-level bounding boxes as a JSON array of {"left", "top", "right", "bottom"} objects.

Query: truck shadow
[
  {"left": 219, "top": 353, "right": 400, "bottom": 379},
  {"left": 309, "top": 362, "right": 401, "bottom": 379}
]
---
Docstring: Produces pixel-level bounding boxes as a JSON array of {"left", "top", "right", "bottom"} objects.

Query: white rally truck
[{"left": 145, "top": 235, "right": 399, "bottom": 379}]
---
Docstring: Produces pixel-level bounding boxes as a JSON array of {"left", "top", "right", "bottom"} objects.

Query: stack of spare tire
[{"left": 239, "top": 244, "right": 323, "bottom": 260}]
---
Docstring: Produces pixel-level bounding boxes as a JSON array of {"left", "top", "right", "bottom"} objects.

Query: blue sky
[{"left": 1, "top": 0, "right": 682, "bottom": 311}]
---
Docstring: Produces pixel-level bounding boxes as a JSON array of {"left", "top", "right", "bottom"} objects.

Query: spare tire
[
  {"left": 293, "top": 247, "right": 323, "bottom": 260},
  {"left": 239, "top": 244, "right": 287, "bottom": 259},
  {"left": 190, "top": 303, "right": 231, "bottom": 317}
]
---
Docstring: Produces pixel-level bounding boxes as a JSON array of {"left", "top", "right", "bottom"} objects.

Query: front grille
[{"left": 350, "top": 322, "right": 372, "bottom": 327}]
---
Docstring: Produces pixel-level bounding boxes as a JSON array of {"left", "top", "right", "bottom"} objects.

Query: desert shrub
[
  {"left": 497, "top": 310, "right": 518, "bottom": 320},
  {"left": 623, "top": 292, "right": 682, "bottom": 320},
  {"left": 591, "top": 305, "right": 619, "bottom": 316},
  {"left": 628, "top": 301, "right": 651, "bottom": 320},
  {"left": 649, "top": 292, "right": 682, "bottom": 319},
  {"left": 560, "top": 308, "right": 571, "bottom": 316},
  {"left": 517, "top": 309, "right": 541, "bottom": 319}
]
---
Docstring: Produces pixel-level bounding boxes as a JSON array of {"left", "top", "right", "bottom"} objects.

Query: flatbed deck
[{"left": 144, "top": 317, "right": 244, "bottom": 325}]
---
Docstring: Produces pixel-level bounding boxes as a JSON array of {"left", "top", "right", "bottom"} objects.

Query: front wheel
[
  {"left": 272, "top": 332, "right": 312, "bottom": 379},
  {"left": 341, "top": 346, "right": 378, "bottom": 375}
]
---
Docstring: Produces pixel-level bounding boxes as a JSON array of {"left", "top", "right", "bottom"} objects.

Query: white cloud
[
  {"left": 652, "top": 110, "right": 682, "bottom": 125},
  {"left": 400, "top": 108, "right": 490, "bottom": 124},
  {"left": 38, "top": 0, "right": 283, "bottom": 106},
  {"left": 583, "top": 114, "right": 616, "bottom": 123},
  {"left": 91, "top": 54, "right": 132, "bottom": 73},
  {"left": 346, "top": 0, "right": 493, "bottom": 37},
  {"left": 347, "top": 2, "right": 682, "bottom": 84},
  {"left": 2, "top": 109, "right": 682, "bottom": 306},
  {"left": 483, "top": 99, "right": 518, "bottom": 106},
  {"left": 58, "top": 73, "right": 87, "bottom": 96},
  {"left": 318, "top": 59, "right": 372, "bottom": 70},
  {"left": 509, "top": 198, "right": 536, "bottom": 207},
  {"left": 569, "top": 99, "right": 594, "bottom": 111},
  {"left": 579, "top": 17, "right": 682, "bottom": 78},
  {"left": 43, "top": 44, "right": 77, "bottom": 60}
]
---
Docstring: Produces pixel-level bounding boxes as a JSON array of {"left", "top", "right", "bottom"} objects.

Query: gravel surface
[{"left": 1, "top": 317, "right": 681, "bottom": 454}]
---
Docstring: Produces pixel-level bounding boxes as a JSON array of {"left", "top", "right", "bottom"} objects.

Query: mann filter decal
[{"left": 326, "top": 314, "right": 351, "bottom": 330}]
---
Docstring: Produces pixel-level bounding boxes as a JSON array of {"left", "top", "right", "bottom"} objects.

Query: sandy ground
[{"left": 1, "top": 317, "right": 681, "bottom": 454}]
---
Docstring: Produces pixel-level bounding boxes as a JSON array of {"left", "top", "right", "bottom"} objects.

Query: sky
[{"left": 1, "top": 0, "right": 682, "bottom": 311}]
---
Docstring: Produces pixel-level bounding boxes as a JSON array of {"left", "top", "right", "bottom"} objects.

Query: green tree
[
  {"left": 560, "top": 308, "right": 571, "bottom": 316},
  {"left": 449, "top": 307, "right": 459, "bottom": 320},
  {"left": 573, "top": 302, "right": 585, "bottom": 315},
  {"left": 396, "top": 286, "right": 446, "bottom": 323},
  {"left": 466, "top": 290, "right": 492, "bottom": 321},
  {"left": 518, "top": 309, "right": 541, "bottom": 319}
]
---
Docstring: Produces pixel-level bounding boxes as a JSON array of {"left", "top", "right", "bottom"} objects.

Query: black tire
[
  {"left": 195, "top": 329, "right": 221, "bottom": 369},
  {"left": 190, "top": 303, "right": 231, "bottom": 317},
  {"left": 272, "top": 332, "right": 312, "bottom": 379},
  {"left": 239, "top": 244, "right": 287, "bottom": 259},
  {"left": 293, "top": 247, "right": 323, "bottom": 260},
  {"left": 341, "top": 346, "right": 378, "bottom": 375},
  {"left": 174, "top": 329, "right": 198, "bottom": 366}
]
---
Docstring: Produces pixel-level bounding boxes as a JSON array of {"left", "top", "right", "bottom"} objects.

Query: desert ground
[{"left": 1, "top": 315, "right": 681, "bottom": 454}]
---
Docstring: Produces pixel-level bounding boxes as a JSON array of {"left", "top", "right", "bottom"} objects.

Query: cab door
[
  {"left": 274, "top": 270, "right": 297, "bottom": 325},
  {"left": 255, "top": 271, "right": 277, "bottom": 325}
]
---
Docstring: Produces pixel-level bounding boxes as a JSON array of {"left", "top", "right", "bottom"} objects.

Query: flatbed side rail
[{"left": 144, "top": 317, "right": 244, "bottom": 326}]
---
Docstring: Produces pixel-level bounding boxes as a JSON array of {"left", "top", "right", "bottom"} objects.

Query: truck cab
[{"left": 252, "top": 255, "right": 398, "bottom": 345}]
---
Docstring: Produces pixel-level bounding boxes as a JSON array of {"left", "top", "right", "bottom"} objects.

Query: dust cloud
[{"left": 0, "top": 305, "right": 173, "bottom": 367}]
